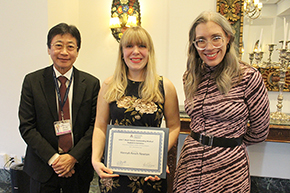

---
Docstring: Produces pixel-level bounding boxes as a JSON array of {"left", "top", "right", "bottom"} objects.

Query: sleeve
[
  {"left": 243, "top": 69, "right": 270, "bottom": 146},
  {"left": 19, "top": 74, "right": 57, "bottom": 163}
]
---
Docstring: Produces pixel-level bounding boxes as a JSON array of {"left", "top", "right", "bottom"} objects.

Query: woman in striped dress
[{"left": 173, "top": 11, "right": 270, "bottom": 193}]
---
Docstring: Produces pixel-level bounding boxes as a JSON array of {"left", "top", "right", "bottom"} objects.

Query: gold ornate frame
[
  {"left": 217, "top": 0, "right": 244, "bottom": 59},
  {"left": 258, "top": 67, "right": 290, "bottom": 92}
]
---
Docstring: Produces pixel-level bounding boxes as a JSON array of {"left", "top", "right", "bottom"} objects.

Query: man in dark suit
[{"left": 18, "top": 23, "right": 100, "bottom": 193}]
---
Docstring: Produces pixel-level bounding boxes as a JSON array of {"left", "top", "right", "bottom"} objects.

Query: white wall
[
  {"left": 0, "top": 0, "right": 48, "bottom": 163},
  {"left": 0, "top": 0, "right": 289, "bottom": 179}
]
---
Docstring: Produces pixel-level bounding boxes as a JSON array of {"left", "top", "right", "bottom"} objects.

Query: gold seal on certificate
[{"left": 104, "top": 125, "right": 169, "bottom": 179}]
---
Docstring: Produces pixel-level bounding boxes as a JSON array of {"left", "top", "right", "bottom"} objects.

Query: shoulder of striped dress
[{"left": 239, "top": 63, "right": 258, "bottom": 78}]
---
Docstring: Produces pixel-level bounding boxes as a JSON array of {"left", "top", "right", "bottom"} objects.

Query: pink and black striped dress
[{"left": 173, "top": 63, "right": 270, "bottom": 193}]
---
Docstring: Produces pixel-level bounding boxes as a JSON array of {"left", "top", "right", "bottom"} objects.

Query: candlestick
[
  {"left": 254, "top": 51, "right": 263, "bottom": 67},
  {"left": 249, "top": 53, "right": 254, "bottom": 66},
  {"left": 264, "top": 44, "right": 276, "bottom": 66},
  {"left": 270, "top": 48, "right": 290, "bottom": 124},
  {"left": 286, "top": 40, "right": 290, "bottom": 50}
]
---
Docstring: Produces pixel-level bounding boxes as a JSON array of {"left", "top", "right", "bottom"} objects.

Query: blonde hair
[
  {"left": 184, "top": 11, "right": 241, "bottom": 99},
  {"left": 104, "top": 26, "right": 164, "bottom": 103}
]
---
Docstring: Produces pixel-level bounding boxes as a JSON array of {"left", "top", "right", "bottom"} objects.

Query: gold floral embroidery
[
  {"left": 133, "top": 99, "right": 158, "bottom": 114},
  {"left": 117, "top": 96, "right": 158, "bottom": 114},
  {"left": 128, "top": 176, "right": 140, "bottom": 181},
  {"left": 128, "top": 177, "right": 145, "bottom": 192},
  {"left": 152, "top": 180, "right": 163, "bottom": 191},
  {"left": 127, "top": 177, "right": 163, "bottom": 192},
  {"left": 117, "top": 96, "right": 137, "bottom": 109},
  {"left": 100, "top": 178, "right": 121, "bottom": 193}
]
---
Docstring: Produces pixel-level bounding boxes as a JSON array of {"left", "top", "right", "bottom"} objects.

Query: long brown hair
[{"left": 184, "top": 11, "right": 241, "bottom": 99}]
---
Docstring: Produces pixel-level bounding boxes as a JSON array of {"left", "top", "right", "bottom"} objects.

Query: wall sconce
[
  {"left": 110, "top": 0, "right": 141, "bottom": 42},
  {"left": 244, "top": 0, "right": 263, "bottom": 20}
]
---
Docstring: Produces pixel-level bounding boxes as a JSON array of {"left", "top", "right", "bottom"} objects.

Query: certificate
[{"left": 104, "top": 125, "right": 169, "bottom": 179}]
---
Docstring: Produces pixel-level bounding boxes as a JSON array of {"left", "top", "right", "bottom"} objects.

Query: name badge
[{"left": 54, "top": 120, "right": 72, "bottom": 136}]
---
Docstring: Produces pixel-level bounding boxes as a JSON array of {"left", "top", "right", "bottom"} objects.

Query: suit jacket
[{"left": 19, "top": 65, "right": 100, "bottom": 183}]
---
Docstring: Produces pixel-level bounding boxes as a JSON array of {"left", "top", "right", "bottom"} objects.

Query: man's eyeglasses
[
  {"left": 193, "top": 36, "right": 224, "bottom": 51},
  {"left": 51, "top": 42, "right": 78, "bottom": 52}
]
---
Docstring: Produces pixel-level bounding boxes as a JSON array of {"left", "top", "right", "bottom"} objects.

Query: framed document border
[{"left": 104, "top": 125, "right": 169, "bottom": 179}]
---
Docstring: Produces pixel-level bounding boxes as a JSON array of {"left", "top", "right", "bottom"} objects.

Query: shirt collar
[{"left": 53, "top": 66, "right": 73, "bottom": 80}]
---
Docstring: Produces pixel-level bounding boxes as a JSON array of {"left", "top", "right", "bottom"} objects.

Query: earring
[{"left": 226, "top": 44, "right": 230, "bottom": 53}]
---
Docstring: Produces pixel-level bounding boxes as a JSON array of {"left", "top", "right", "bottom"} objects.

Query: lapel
[
  {"left": 41, "top": 65, "right": 58, "bottom": 120},
  {"left": 72, "top": 67, "right": 86, "bottom": 127}
]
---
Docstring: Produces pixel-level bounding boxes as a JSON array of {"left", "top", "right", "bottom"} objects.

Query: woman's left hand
[
  {"left": 144, "top": 165, "right": 170, "bottom": 181},
  {"left": 144, "top": 175, "right": 160, "bottom": 181}
]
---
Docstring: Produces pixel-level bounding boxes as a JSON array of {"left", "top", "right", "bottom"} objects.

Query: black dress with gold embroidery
[{"left": 99, "top": 78, "right": 167, "bottom": 193}]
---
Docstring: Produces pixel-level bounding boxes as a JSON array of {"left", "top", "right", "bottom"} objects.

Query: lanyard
[{"left": 53, "top": 70, "right": 73, "bottom": 117}]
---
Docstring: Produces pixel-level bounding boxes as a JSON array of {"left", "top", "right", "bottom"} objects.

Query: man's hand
[
  {"left": 52, "top": 154, "right": 77, "bottom": 177},
  {"left": 63, "top": 169, "right": 75, "bottom": 178}
]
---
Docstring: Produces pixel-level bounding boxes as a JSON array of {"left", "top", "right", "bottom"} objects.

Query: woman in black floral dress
[{"left": 92, "top": 26, "right": 180, "bottom": 193}]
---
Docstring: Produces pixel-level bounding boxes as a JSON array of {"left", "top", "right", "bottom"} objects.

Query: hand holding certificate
[{"left": 104, "top": 125, "right": 169, "bottom": 179}]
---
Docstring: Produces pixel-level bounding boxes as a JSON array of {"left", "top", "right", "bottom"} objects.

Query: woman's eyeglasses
[{"left": 193, "top": 36, "right": 224, "bottom": 51}]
